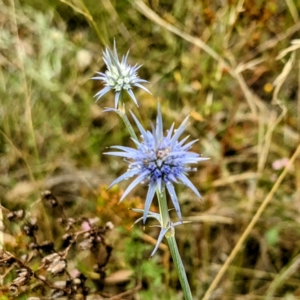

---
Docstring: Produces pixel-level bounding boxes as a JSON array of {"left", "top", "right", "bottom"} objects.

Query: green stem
[
  {"left": 166, "top": 232, "right": 193, "bottom": 300},
  {"left": 156, "top": 186, "right": 170, "bottom": 228},
  {"left": 118, "top": 108, "right": 138, "bottom": 140},
  {"left": 116, "top": 95, "right": 138, "bottom": 140},
  {"left": 157, "top": 187, "right": 193, "bottom": 300}
]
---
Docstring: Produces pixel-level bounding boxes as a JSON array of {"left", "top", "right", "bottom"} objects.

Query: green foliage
[{"left": 121, "top": 227, "right": 181, "bottom": 299}]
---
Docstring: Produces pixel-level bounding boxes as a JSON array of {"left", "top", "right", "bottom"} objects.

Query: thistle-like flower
[
  {"left": 106, "top": 105, "right": 209, "bottom": 222},
  {"left": 92, "top": 41, "right": 151, "bottom": 108}
]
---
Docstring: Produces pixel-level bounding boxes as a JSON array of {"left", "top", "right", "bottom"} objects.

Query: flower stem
[
  {"left": 157, "top": 187, "right": 193, "bottom": 300},
  {"left": 119, "top": 110, "right": 138, "bottom": 141},
  {"left": 166, "top": 232, "right": 193, "bottom": 300},
  {"left": 156, "top": 186, "right": 170, "bottom": 228},
  {"left": 117, "top": 100, "right": 138, "bottom": 140}
]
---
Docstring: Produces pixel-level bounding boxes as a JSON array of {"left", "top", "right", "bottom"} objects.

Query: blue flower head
[
  {"left": 92, "top": 41, "right": 151, "bottom": 108},
  {"left": 106, "top": 105, "right": 209, "bottom": 223}
]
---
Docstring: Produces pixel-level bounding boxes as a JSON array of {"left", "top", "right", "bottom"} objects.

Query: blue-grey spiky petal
[
  {"left": 143, "top": 184, "right": 156, "bottom": 224},
  {"left": 166, "top": 183, "right": 182, "bottom": 221},
  {"left": 120, "top": 171, "right": 149, "bottom": 202},
  {"left": 150, "top": 227, "right": 169, "bottom": 257}
]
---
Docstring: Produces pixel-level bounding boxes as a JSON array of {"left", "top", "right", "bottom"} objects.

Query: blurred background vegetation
[{"left": 1, "top": 0, "right": 300, "bottom": 299}]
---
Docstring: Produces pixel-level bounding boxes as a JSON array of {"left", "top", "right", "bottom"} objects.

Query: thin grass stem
[{"left": 11, "top": 0, "right": 39, "bottom": 162}]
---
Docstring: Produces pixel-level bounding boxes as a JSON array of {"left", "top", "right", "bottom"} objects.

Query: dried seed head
[
  {"left": 9, "top": 283, "right": 18, "bottom": 295},
  {"left": 16, "top": 268, "right": 29, "bottom": 276},
  {"left": 37, "top": 275, "right": 46, "bottom": 281},
  {"left": 53, "top": 280, "right": 67, "bottom": 288},
  {"left": 0, "top": 251, "right": 15, "bottom": 266},
  {"left": 41, "top": 190, "right": 58, "bottom": 207},
  {"left": 74, "top": 272, "right": 86, "bottom": 286},
  {"left": 13, "top": 275, "right": 27, "bottom": 286},
  {"left": 13, "top": 268, "right": 32, "bottom": 286},
  {"left": 20, "top": 254, "right": 28, "bottom": 262},
  {"left": 51, "top": 289, "right": 65, "bottom": 299},
  {"left": 42, "top": 253, "right": 61, "bottom": 267},
  {"left": 7, "top": 209, "right": 25, "bottom": 222},
  {"left": 22, "top": 218, "right": 38, "bottom": 237},
  {"left": 29, "top": 242, "right": 39, "bottom": 250},
  {"left": 62, "top": 233, "right": 75, "bottom": 248},
  {"left": 47, "top": 259, "right": 67, "bottom": 276},
  {"left": 42, "top": 253, "right": 67, "bottom": 276},
  {"left": 39, "top": 241, "right": 55, "bottom": 253},
  {"left": 105, "top": 221, "right": 114, "bottom": 230},
  {"left": 88, "top": 217, "right": 100, "bottom": 226},
  {"left": 79, "top": 238, "right": 92, "bottom": 250},
  {"left": 65, "top": 218, "right": 76, "bottom": 231}
]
